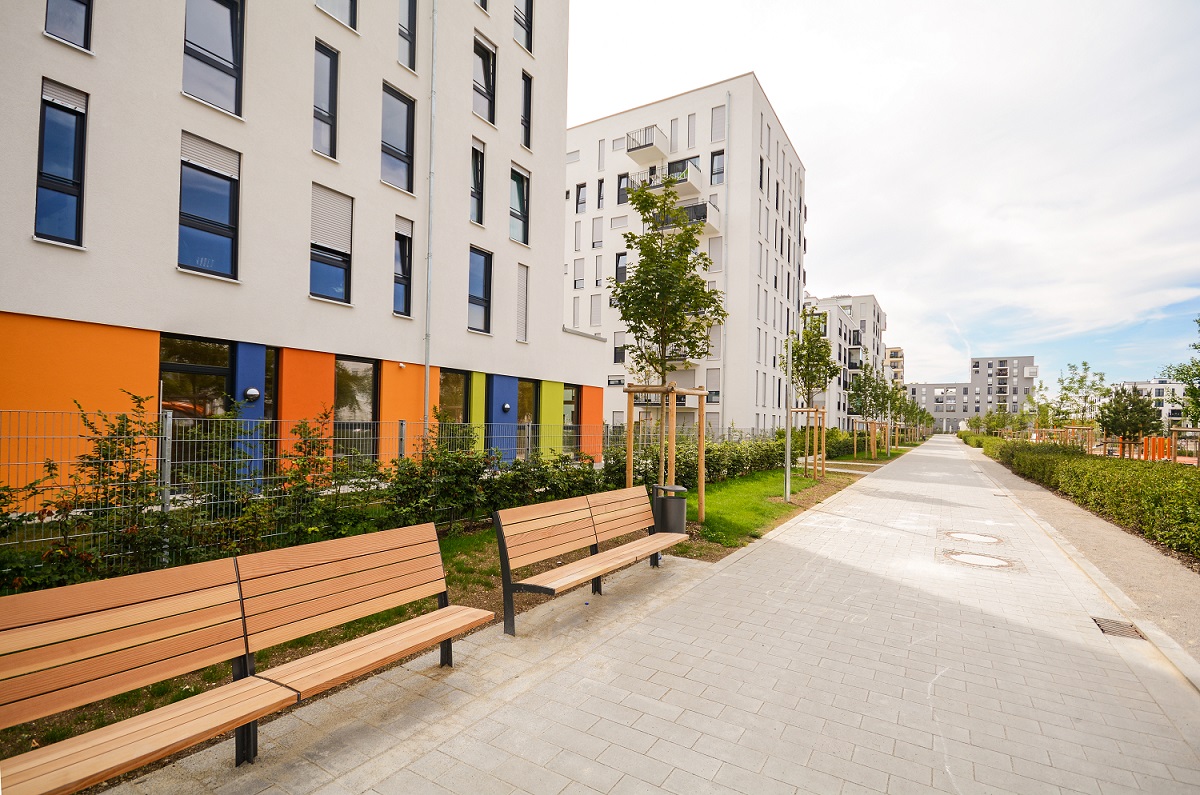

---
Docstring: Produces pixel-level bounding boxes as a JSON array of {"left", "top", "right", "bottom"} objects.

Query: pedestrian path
[{"left": 113, "top": 436, "right": 1200, "bottom": 794}]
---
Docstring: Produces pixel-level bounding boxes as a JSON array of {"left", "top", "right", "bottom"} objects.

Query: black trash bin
[{"left": 651, "top": 484, "right": 687, "bottom": 535}]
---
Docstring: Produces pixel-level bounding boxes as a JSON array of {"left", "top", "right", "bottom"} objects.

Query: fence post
[
  {"left": 160, "top": 410, "right": 173, "bottom": 513},
  {"left": 400, "top": 420, "right": 407, "bottom": 458}
]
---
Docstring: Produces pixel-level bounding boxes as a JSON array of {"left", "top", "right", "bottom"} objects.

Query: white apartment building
[
  {"left": 562, "top": 73, "right": 807, "bottom": 431},
  {"left": 0, "top": 0, "right": 608, "bottom": 459},
  {"left": 886, "top": 346, "right": 905, "bottom": 384},
  {"left": 909, "top": 355, "right": 1039, "bottom": 432},
  {"left": 1115, "top": 379, "right": 1190, "bottom": 429},
  {"left": 803, "top": 294, "right": 891, "bottom": 431}
]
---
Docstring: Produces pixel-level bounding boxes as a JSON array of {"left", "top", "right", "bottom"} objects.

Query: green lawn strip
[
  {"left": 827, "top": 448, "right": 907, "bottom": 462},
  {"left": 687, "top": 469, "right": 816, "bottom": 547}
]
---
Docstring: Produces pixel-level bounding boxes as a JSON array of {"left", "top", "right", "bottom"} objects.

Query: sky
[{"left": 566, "top": 0, "right": 1200, "bottom": 388}]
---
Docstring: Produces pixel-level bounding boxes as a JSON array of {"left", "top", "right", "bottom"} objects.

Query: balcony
[
  {"left": 705, "top": 390, "right": 720, "bottom": 404},
  {"left": 656, "top": 199, "right": 721, "bottom": 234},
  {"left": 849, "top": 330, "right": 861, "bottom": 348},
  {"left": 625, "top": 125, "right": 668, "bottom": 165},
  {"left": 630, "top": 163, "right": 702, "bottom": 198}
]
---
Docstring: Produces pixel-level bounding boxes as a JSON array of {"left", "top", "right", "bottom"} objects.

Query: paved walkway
[{"left": 114, "top": 436, "right": 1200, "bottom": 794}]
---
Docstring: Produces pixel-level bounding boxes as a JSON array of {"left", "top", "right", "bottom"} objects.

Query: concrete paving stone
[
  {"left": 645, "top": 736, "right": 723, "bottom": 779},
  {"left": 693, "top": 732, "right": 770, "bottom": 773},
  {"left": 212, "top": 773, "right": 277, "bottom": 795},
  {"left": 430, "top": 762, "right": 517, "bottom": 795},
  {"left": 674, "top": 708, "right": 747, "bottom": 743},
  {"left": 711, "top": 762, "right": 799, "bottom": 795},
  {"left": 546, "top": 748, "right": 625, "bottom": 792},
  {"left": 608, "top": 775, "right": 670, "bottom": 795},
  {"left": 595, "top": 742, "right": 674, "bottom": 787},
  {"left": 408, "top": 749, "right": 459, "bottom": 782},
  {"left": 369, "top": 769, "right": 454, "bottom": 795},
  {"left": 587, "top": 716, "right": 658, "bottom": 754},
  {"left": 438, "top": 731, "right": 514, "bottom": 771},
  {"left": 491, "top": 754, "right": 571, "bottom": 795},
  {"left": 620, "top": 691, "right": 684, "bottom": 722},
  {"left": 559, "top": 783, "right": 608, "bottom": 795},
  {"left": 629, "top": 712, "right": 702, "bottom": 747},
  {"left": 493, "top": 725, "right": 564, "bottom": 766}
]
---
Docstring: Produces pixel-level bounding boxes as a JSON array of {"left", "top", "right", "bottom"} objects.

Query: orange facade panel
[
  {"left": 580, "top": 385, "right": 605, "bottom": 459},
  {"left": 379, "top": 362, "right": 435, "bottom": 461},
  {"left": 277, "top": 349, "right": 335, "bottom": 423}
]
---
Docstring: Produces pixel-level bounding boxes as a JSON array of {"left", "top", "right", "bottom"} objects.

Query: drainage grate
[{"left": 1092, "top": 617, "right": 1146, "bottom": 640}]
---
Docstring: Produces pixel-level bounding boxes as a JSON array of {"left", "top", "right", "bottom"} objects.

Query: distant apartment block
[
  {"left": 1115, "top": 379, "right": 1190, "bottom": 429},
  {"left": 803, "top": 294, "right": 891, "bottom": 431},
  {"left": 886, "top": 347, "right": 905, "bottom": 384},
  {"left": 563, "top": 73, "right": 806, "bottom": 431},
  {"left": 909, "top": 356, "right": 1039, "bottom": 432},
  {"left": 0, "top": 1, "right": 607, "bottom": 460}
]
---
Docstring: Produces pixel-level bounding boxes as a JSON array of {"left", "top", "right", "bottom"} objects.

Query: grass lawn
[
  {"left": 686, "top": 468, "right": 830, "bottom": 547},
  {"left": 828, "top": 448, "right": 909, "bottom": 462}
]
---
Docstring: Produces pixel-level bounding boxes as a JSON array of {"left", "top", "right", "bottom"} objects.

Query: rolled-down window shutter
[
  {"left": 708, "top": 236, "right": 723, "bottom": 272},
  {"left": 181, "top": 131, "right": 240, "bottom": 179},
  {"left": 516, "top": 264, "right": 529, "bottom": 342},
  {"left": 592, "top": 217, "right": 603, "bottom": 245},
  {"left": 709, "top": 324, "right": 723, "bottom": 359},
  {"left": 42, "top": 79, "right": 87, "bottom": 112},
  {"left": 589, "top": 294, "right": 600, "bottom": 326},
  {"left": 706, "top": 368, "right": 720, "bottom": 391},
  {"left": 312, "top": 183, "right": 353, "bottom": 252},
  {"left": 710, "top": 105, "right": 726, "bottom": 143},
  {"left": 395, "top": 216, "right": 414, "bottom": 236}
]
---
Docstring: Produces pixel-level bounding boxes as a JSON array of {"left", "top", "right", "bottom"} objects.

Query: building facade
[
  {"left": 1115, "top": 379, "right": 1189, "bottom": 429},
  {"left": 886, "top": 346, "right": 905, "bottom": 384},
  {"left": 0, "top": 0, "right": 606, "bottom": 460},
  {"left": 562, "top": 73, "right": 806, "bottom": 431},
  {"left": 802, "top": 294, "right": 891, "bottom": 431},
  {"left": 908, "top": 355, "right": 1040, "bottom": 432}
]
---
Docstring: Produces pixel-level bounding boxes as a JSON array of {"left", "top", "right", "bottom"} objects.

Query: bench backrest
[
  {"left": 587, "top": 487, "right": 655, "bottom": 543},
  {"left": 494, "top": 496, "right": 595, "bottom": 570},
  {"left": 237, "top": 523, "right": 447, "bottom": 653},
  {"left": 0, "top": 559, "right": 244, "bottom": 729}
]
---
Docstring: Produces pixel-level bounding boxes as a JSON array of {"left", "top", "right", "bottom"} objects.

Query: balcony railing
[
  {"left": 653, "top": 199, "right": 720, "bottom": 232},
  {"left": 705, "top": 391, "right": 720, "bottom": 404},
  {"left": 625, "top": 125, "right": 668, "bottom": 165},
  {"left": 627, "top": 125, "right": 662, "bottom": 151},
  {"left": 629, "top": 163, "right": 702, "bottom": 196}
]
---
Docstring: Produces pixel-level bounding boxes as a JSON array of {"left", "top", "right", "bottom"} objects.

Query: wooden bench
[
  {"left": 0, "top": 523, "right": 491, "bottom": 795},
  {"left": 492, "top": 486, "right": 686, "bottom": 635}
]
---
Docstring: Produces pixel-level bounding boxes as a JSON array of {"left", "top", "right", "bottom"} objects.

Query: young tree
[
  {"left": 783, "top": 308, "right": 841, "bottom": 464},
  {"left": 1055, "top": 361, "right": 1110, "bottom": 423},
  {"left": 1161, "top": 315, "right": 1200, "bottom": 428},
  {"left": 609, "top": 176, "right": 728, "bottom": 481},
  {"left": 1098, "top": 387, "right": 1162, "bottom": 456},
  {"left": 967, "top": 414, "right": 984, "bottom": 433}
]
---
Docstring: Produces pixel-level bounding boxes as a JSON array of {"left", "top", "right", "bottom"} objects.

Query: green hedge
[{"left": 982, "top": 440, "right": 1200, "bottom": 556}]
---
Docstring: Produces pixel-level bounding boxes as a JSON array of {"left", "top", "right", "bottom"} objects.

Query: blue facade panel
[{"left": 486, "top": 374, "right": 519, "bottom": 461}]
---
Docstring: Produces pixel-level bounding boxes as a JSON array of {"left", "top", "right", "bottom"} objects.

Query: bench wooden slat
[
  {"left": 241, "top": 555, "right": 443, "bottom": 618},
  {"left": 585, "top": 486, "right": 648, "bottom": 507},
  {"left": 522, "top": 532, "right": 684, "bottom": 594},
  {"left": 235, "top": 524, "right": 436, "bottom": 581},
  {"left": 0, "top": 619, "right": 244, "bottom": 707},
  {"left": 0, "top": 559, "right": 239, "bottom": 633},
  {"left": 495, "top": 496, "right": 590, "bottom": 527},
  {"left": 499, "top": 505, "right": 593, "bottom": 537},
  {"left": 238, "top": 540, "right": 441, "bottom": 599},
  {"left": 246, "top": 577, "right": 446, "bottom": 653},
  {"left": 260, "top": 605, "right": 493, "bottom": 698},
  {"left": 0, "top": 638, "right": 247, "bottom": 730},
  {"left": 592, "top": 508, "right": 656, "bottom": 543},
  {"left": 0, "top": 677, "right": 295, "bottom": 795},
  {"left": 507, "top": 522, "right": 597, "bottom": 569}
]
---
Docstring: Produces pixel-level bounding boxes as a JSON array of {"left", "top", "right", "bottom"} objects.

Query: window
[
  {"left": 615, "top": 252, "right": 626, "bottom": 282},
  {"left": 573, "top": 258, "right": 584, "bottom": 289},
  {"left": 470, "top": 143, "right": 485, "bottom": 223},
  {"left": 334, "top": 357, "right": 377, "bottom": 459},
  {"left": 317, "top": 0, "right": 356, "bottom": 28},
  {"left": 381, "top": 84, "right": 414, "bottom": 191},
  {"left": 310, "top": 183, "right": 353, "bottom": 301},
  {"left": 589, "top": 294, "right": 601, "bottom": 326},
  {"left": 183, "top": 0, "right": 242, "bottom": 115},
  {"left": 668, "top": 156, "right": 698, "bottom": 178},
  {"left": 520, "top": 72, "right": 532, "bottom": 147},
  {"left": 46, "top": 0, "right": 91, "bottom": 49},
  {"left": 514, "top": 0, "right": 532, "bottom": 51},
  {"left": 575, "top": 183, "right": 586, "bottom": 214},
  {"left": 394, "top": 217, "right": 413, "bottom": 315},
  {"left": 475, "top": 0, "right": 487, "bottom": 9},
  {"left": 614, "top": 332, "right": 625, "bottom": 364},
  {"left": 711, "top": 150, "right": 724, "bottom": 185},
  {"left": 516, "top": 378, "right": 539, "bottom": 458},
  {"left": 617, "top": 172, "right": 629, "bottom": 204},
  {"left": 516, "top": 264, "right": 529, "bottom": 342},
  {"left": 597, "top": 178, "right": 605, "bottom": 209},
  {"left": 439, "top": 370, "right": 469, "bottom": 422},
  {"left": 468, "top": 247, "right": 491, "bottom": 332},
  {"left": 759, "top": 157, "right": 764, "bottom": 189},
  {"left": 35, "top": 82, "right": 87, "bottom": 245},
  {"left": 313, "top": 42, "right": 338, "bottom": 157},
  {"left": 472, "top": 40, "right": 495, "bottom": 122},
  {"left": 510, "top": 168, "right": 529, "bottom": 244},
  {"left": 178, "top": 133, "right": 240, "bottom": 277},
  {"left": 398, "top": 0, "right": 416, "bottom": 69},
  {"left": 591, "top": 217, "right": 602, "bottom": 249}
]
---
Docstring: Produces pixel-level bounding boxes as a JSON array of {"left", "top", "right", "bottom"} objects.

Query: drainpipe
[
  {"left": 719, "top": 89, "right": 731, "bottom": 436},
  {"left": 422, "top": 0, "right": 440, "bottom": 426}
]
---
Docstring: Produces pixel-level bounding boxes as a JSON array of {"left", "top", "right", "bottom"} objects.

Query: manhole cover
[
  {"left": 948, "top": 553, "right": 1010, "bottom": 568},
  {"left": 948, "top": 532, "right": 1000, "bottom": 544}
]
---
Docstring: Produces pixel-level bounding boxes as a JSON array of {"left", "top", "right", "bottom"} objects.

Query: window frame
[
  {"left": 615, "top": 252, "right": 627, "bottom": 283},
  {"left": 711, "top": 150, "right": 725, "bottom": 185},
  {"left": 45, "top": 0, "right": 92, "bottom": 49},
  {"left": 398, "top": 0, "right": 416, "bottom": 69},
  {"left": 35, "top": 98, "right": 87, "bottom": 246},
  {"left": 617, "top": 172, "right": 629, "bottom": 204},
  {"left": 313, "top": 41, "right": 338, "bottom": 157},
  {"left": 310, "top": 243, "right": 351, "bottom": 303},
  {"left": 514, "top": 0, "right": 533, "bottom": 52},
  {"left": 394, "top": 230, "right": 412, "bottom": 316},
  {"left": 575, "top": 182, "right": 586, "bottom": 214},
  {"left": 468, "top": 247, "right": 492, "bottom": 333},
  {"left": 470, "top": 143, "right": 485, "bottom": 223},
  {"left": 510, "top": 168, "right": 529, "bottom": 245},
  {"left": 182, "top": 0, "right": 244, "bottom": 116},
  {"left": 472, "top": 39, "right": 496, "bottom": 123},
  {"left": 177, "top": 161, "right": 238, "bottom": 278},
  {"left": 317, "top": 0, "right": 357, "bottom": 28},
  {"left": 597, "top": 178, "right": 605, "bottom": 209},
  {"left": 381, "top": 83, "right": 415, "bottom": 192},
  {"left": 520, "top": 71, "right": 533, "bottom": 148}
]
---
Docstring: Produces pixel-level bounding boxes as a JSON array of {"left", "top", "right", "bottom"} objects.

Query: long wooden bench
[
  {"left": 492, "top": 486, "right": 686, "bottom": 635},
  {"left": 0, "top": 523, "right": 491, "bottom": 795}
]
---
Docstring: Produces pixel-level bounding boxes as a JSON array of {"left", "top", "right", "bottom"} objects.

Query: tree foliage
[
  {"left": 608, "top": 178, "right": 728, "bottom": 386},
  {"left": 1098, "top": 387, "right": 1162, "bottom": 440},
  {"left": 1161, "top": 315, "right": 1200, "bottom": 427},
  {"left": 1055, "top": 361, "right": 1110, "bottom": 423},
  {"left": 784, "top": 309, "right": 841, "bottom": 409}
]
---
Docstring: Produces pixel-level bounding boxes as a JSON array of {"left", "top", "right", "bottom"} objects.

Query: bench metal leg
[
  {"left": 502, "top": 585, "right": 516, "bottom": 636},
  {"left": 437, "top": 592, "right": 455, "bottom": 664},
  {"left": 590, "top": 544, "right": 603, "bottom": 594},
  {"left": 231, "top": 654, "right": 258, "bottom": 765},
  {"left": 650, "top": 551, "right": 661, "bottom": 568}
]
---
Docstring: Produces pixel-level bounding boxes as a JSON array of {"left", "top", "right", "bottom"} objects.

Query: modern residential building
[
  {"left": 1115, "top": 379, "right": 1190, "bottom": 429},
  {"left": 802, "top": 294, "right": 891, "bottom": 431},
  {"left": 886, "top": 346, "right": 905, "bottom": 384},
  {"left": 908, "top": 355, "right": 1040, "bottom": 432},
  {"left": 562, "top": 73, "right": 806, "bottom": 431},
  {"left": 0, "top": 0, "right": 607, "bottom": 462}
]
